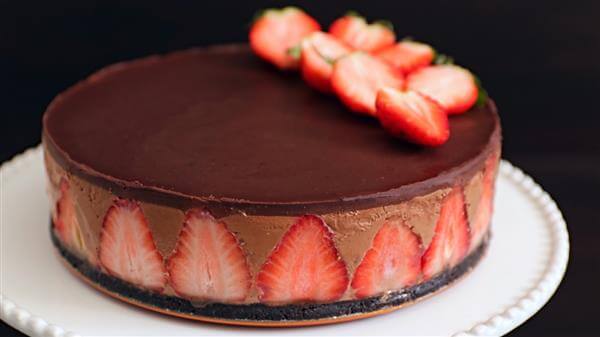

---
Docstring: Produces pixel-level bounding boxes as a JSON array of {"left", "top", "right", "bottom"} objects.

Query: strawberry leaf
[
  {"left": 473, "top": 75, "right": 488, "bottom": 107},
  {"left": 373, "top": 19, "right": 394, "bottom": 31},
  {"left": 287, "top": 44, "right": 302, "bottom": 60},
  {"left": 433, "top": 53, "right": 454, "bottom": 65},
  {"left": 344, "top": 10, "right": 362, "bottom": 17},
  {"left": 249, "top": 8, "right": 270, "bottom": 25}
]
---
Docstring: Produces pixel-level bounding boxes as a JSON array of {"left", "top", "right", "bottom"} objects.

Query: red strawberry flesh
[
  {"left": 257, "top": 215, "right": 348, "bottom": 304},
  {"left": 99, "top": 199, "right": 167, "bottom": 292},
  {"left": 167, "top": 209, "right": 251, "bottom": 302},
  {"left": 329, "top": 14, "right": 395, "bottom": 52},
  {"left": 54, "top": 178, "right": 83, "bottom": 251},
  {"left": 407, "top": 65, "right": 478, "bottom": 115},
  {"left": 422, "top": 187, "right": 470, "bottom": 279},
  {"left": 332, "top": 52, "right": 404, "bottom": 115},
  {"left": 469, "top": 154, "right": 499, "bottom": 251},
  {"left": 376, "top": 41, "right": 435, "bottom": 74},
  {"left": 249, "top": 7, "right": 320, "bottom": 69},
  {"left": 351, "top": 219, "right": 422, "bottom": 298},
  {"left": 300, "top": 32, "right": 351, "bottom": 93},
  {"left": 376, "top": 88, "right": 449, "bottom": 146}
]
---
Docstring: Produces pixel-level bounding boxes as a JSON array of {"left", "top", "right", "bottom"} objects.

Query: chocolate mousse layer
[{"left": 43, "top": 44, "right": 500, "bottom": 216}]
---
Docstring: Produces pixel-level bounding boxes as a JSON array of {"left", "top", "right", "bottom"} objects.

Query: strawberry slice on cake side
[
  {"left": 53, "top": 178, "right": 94, "bottom": 263},
  {"left": 351, "top": 219, "right": 422, "bottom": 299},
  {"left": 422, "top": 187, "right": 471, "bottom": 280},
  {"left": 469, "top": 153, "right": 501, "bottom": 252},
  {"left": 167, "top": 209, "right": 251, "bottom": 303},
  {"left": 257, "top": 215, "right": 349, "bottom": 304},
  {"left": 98, "top": 199, "right": 167, "bottom": 292}
]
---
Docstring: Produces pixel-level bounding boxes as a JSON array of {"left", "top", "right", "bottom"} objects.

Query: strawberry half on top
[
  {"left": 257, "top": 215, "right": 348, "bottom": 304},
  {"left": 249, "top": 7, "right": 320, "bottom": 70},
  {"left": 99, "top": 199, "right": 167, "bottom": 292},
  {"left": 300, "top": 32, "right": 351, "bottom": 93},
  {"left": 421, "top": 187, "right": 470, "bottom": 280},
  {"left": 376, "top": 88, "right": 450, "bottom": 146},
  {"left": 351, "top": 219, "right": 422, "bottom": 299},
  {"left": 167, "top": 209, "right": 251, "bottom": 303},
  {"left": 375, "top": 41, "right": 435, "bottom": 74},
  {"left": 331, "top": 52, "right": 404, "bottom": 116},
  {"left": 329, "top": 13, "right": 395, "bottom": 52},
  {"left": 407, "top": 64, "right": 478, "bottom": 115}
]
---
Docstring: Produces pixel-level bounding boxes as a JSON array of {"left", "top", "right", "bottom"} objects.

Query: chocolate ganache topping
[{"left": 43, "top": 44, "right": 500, "bottom": 215}]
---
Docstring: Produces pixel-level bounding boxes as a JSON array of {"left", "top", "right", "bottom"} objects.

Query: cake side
[{"left": 44, "top": 142, "right": 500, "bottom": 305}]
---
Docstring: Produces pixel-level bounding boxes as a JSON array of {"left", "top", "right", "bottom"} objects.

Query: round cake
[{"left": 43, "top": 44, "right": 501, "bottom": 326}]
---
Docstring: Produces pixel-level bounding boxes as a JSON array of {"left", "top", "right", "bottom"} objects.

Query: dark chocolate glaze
[
  {"left": 51, "top": 224, "right": 489, "bottom": 324},
  {"left": 43, "top": 44, "right": 501, "bottom": 215}
]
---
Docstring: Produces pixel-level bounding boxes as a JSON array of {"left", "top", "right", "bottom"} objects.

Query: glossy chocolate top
[{"left": 43, "top": 44, "right": 500, "bottom": 215}]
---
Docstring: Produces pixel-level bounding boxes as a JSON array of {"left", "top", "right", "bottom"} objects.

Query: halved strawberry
[
  {"left": 167, "top": 209, "right": 251, "bottom": 302},
  {"left": 329, "top": 13, "right": 395, "bottom": 52},
  {"left": 99, "top": 199, "right": 167, "bottom": 292},
  {"left": 300, "top": 32, "right": 351, "bottom": 93},
  {"left": 249, "top": 7, "right": 321, "bottom": 70},
  {"left": 331, "top": 52, "right": 404, "bottom": 115},
  {"left": 407, "top": 65, "right": 478, "bottom": 115},
  {"left": 375, "top": 41, "right": 435, "bottom": 74},
  {"left": 422, "top": 187, "right": 470, "bottom": 279},
  {"left": 257, "top": 215, "right": 348, "bottom": 304},
  {"left": 54, "top": 178, "right": 86, "bottom": 254},
  {"left": 376, "top": 88, "right": 450, "bottom": 146},
  {"left": 351, "top": 219, "right": 422, "bottom": 299},
  {"left": 469, "top": 154, "right": 500, "bottom": 251}
]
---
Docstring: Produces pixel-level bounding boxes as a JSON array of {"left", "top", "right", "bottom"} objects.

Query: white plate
[{"left": 1, "top": 146, "right": 569, "bottom": 337}]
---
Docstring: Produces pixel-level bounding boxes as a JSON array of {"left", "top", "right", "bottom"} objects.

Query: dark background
[{"left": 2, "top": 1, "right": 598, "bottom": 336}]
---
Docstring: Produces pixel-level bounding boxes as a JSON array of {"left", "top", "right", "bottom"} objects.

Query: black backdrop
[{"left": 2, "top": 1, "right": 599, "bottom": 336}]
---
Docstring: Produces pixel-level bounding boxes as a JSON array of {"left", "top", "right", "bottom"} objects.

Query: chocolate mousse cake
[{"left": 42, "top": 7, "right": 501, "bottom": 327}]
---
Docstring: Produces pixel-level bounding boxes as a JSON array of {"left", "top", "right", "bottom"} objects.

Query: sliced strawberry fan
[{"left": 248, "top": 6, "right": 487, "bottom": 148}]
